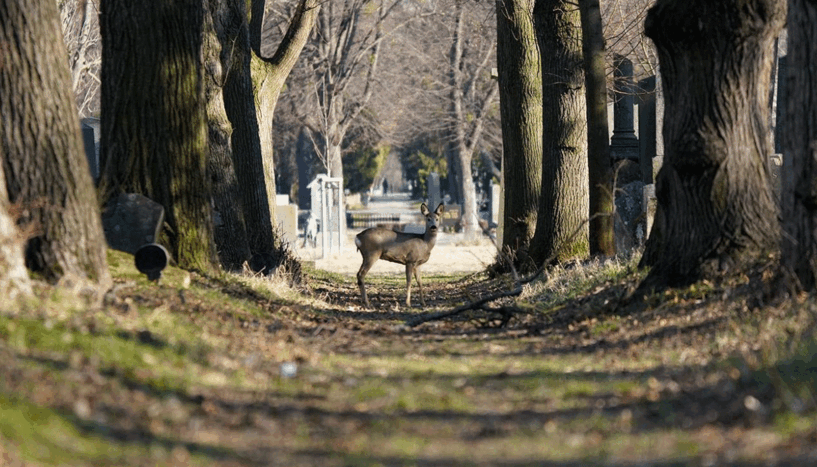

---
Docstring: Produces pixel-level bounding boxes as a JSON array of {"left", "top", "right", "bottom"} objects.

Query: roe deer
[{"left": 355, "top": 203, "right": 445, "bottom": 308}]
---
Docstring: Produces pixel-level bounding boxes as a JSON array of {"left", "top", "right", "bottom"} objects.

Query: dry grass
[{"left": 0, "top": 249, "right": 815, "bottom": 466}]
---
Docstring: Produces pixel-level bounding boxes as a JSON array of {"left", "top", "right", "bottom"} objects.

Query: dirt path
[
  {"left": 297, "top": 236, "right": 498, "bottom": 275},
  {"left": 1, "top": 252, "right": 814, "bottom": 466}
]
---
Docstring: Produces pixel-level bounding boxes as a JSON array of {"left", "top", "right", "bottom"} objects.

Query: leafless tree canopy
[
  {"left": 59, "top": 0, "right": 101, "bottom": 117},
  {"left": 58, "top": 0, "right": 657, "bottom": 194}
]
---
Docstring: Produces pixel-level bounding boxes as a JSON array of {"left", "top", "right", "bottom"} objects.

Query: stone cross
[{"left": 610, "top": 55, "right": 639, "bottom": 163}]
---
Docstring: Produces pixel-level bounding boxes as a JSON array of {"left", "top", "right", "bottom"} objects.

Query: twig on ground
[
  {"left": 404, "top": 162, "right": 633, "bottom": 329},
  {"left": 405, "top": 286, "right": 526, "bottom": 327},
  {"left": 405, "top": 209, "right": 614, "bottom": 328}
]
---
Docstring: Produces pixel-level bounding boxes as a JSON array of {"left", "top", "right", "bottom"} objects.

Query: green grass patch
[
  {"left": 0, "top": 391, "right": 220, "bottom": 466},
  {"left": 0, "top": 316, "right": 209, "bottom": 395},
  {"left": 525, "top": 255, "right": 643, "bottom": 311},
  {"left": 590, "top": 317, "right": 621, "bottom": 337}
]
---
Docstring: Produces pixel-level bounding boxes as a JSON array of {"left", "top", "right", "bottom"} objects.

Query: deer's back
[{"left": 355, "top": 228, "right": 432, "bottom": 265}]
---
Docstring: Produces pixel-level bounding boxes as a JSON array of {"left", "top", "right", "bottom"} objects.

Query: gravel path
[
  {"left": 295, "top": 192, "right": 498, "bottom": 275},
  {"left": 295, "top": 234, "right": 497, "bottom": 275}
]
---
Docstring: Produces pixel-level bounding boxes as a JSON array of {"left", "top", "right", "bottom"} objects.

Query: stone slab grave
[
  {"left": 80, "top": 117, "right": 101, "bottom": 183},
  {"left": 275, "top": 203, "right": 298, "bottom": 246},
  {"left": 615, "top": 181, "right": 646, "bottom": 253},
  {"left": 102, "top": 193, "right": 165, "bottom": 254}
]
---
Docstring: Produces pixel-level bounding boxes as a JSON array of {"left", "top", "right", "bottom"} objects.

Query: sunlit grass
[
  {"left": 0, "top": 392, "right": 216, "bottom": 466},
  {"left": 523, "top": 253, "right": 643, "bottom": 309},
  {"left": 2, "top": 245, "right": 817, "bottom": 465}
]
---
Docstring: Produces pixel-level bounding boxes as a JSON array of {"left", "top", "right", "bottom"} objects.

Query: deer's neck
[{"left": 423, "top": 230, "right": 438, "bottom": 248}]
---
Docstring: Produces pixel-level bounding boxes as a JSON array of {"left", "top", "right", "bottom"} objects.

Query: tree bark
[
  {"left": 781, "top": 0, "right": 817, "bottom": 290},
  {"left": 0, "top": 162, "right": 31, "bottom": 300},
  {"left": 446, "top": 0, "right": 497, "bottom": 240},
  {"left": 496, "top": 0, "right": 542, "bottom": 264},
  {"left": 99, "top": 0, "right": 217, "bottom": 272},
  {"left": 579, "top": 0, "right": 615, "bottom": 257},
  {"left": 641, "top": 0, "right": 783, "bottom": 287},
  {"left": 201, "top": 0, "right": 276, "bottom": 256},
  {"left": 249, "top": 0, "right": 319, "bottom": 213},
  {"left": 204, "top": 0, "right": 252, "bottom": 269},
  {"left": 1, "top": 0, "right": 111, "bottom": 286},
  {"left": 529, "top": 0, "right": 589, "bottom": 266}
]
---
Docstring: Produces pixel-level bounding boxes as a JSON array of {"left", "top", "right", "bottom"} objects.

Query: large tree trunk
[
  {"left": 781, "top": 0, "right": 817, "bottom": 290},
  {"left": 496, "top": 0, "right": 543, "bottom": 265},
  {"left": 0, "top": 163, "right": 31, "bottom": 300},
  {"left": 1, "top": 0, "right": 111, "bottom": 286},
  {"left": 211, "top": 0, "right": 277, "bottom": 256},
  {"left": 251, "top": 56, "right": 279, "bottom": 214},
  {"left": 204, "top": 0, "right": 252, "bottom": 269},
  {"left": 641, "top": 0, "right": 783, "bottom": 287},
  {"left": 529, "top": 0, "right": 589, "bottom": 266},
  {"left": 579, "top": 0, "right": 615, "bottom": 257},
  {"left": 326, "top": 126, "right": 345, "bottom": 179},
  {"left": 99, "top": 0, "right": 217, "bottom": 272},
  {"left": 447, "top": 0, "right": 490, "bottom": 240},
  {"left": 249, "top": 0, "right": 319, "bottom": 212},
  {"left": 450, "top": 143, "right": 480, "bottom": 240}
]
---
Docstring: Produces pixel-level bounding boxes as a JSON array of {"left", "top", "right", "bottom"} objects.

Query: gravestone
[
  {"left": 637, "top": 75, "right": 665, "bottom": 185},
  {"left": 769, "top": 154, "right": 783, "bottom": 196},
  {"left": 274, "top": 204, "right": 298, "bottom": 246},
  {"left": 427, "top": 172, "right": 441, "bottom": 212},
  {"left": 643, "top": 184, "right": 657, "bottom": 239},
  {"left": 306, "top": 174, "right": 344, "bottom": 258},
  {"left": 614, "top": 181, "right": 645, "bottom": 252},
  {"left": 102, "top": 193, "right": 165, "bottom": 254},
  {"left": 489, "top": 182, "right": 500, "bottom": 226},
  {"left": 274, "top": 193, "right": 297, "bottom": 244},
  {"left": 774, "top": 54, "right": 787, "bottom": 153},
  {"left": 276, "top": 194, "right": 290, "bottom": 206},
  {"left": 80, "top": 117, "right": 100, "bottom": 183},
  {"left": 610, "top": 55, "right": 640, "bottom": 184}
]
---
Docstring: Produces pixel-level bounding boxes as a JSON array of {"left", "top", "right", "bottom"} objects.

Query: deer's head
[{"left": 421, "top": 203, "right": 445, "bottom": 235}]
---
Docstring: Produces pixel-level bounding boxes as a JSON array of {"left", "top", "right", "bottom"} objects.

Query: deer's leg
[
  {"left": 405, "top": 264, "right": 414, "bottom": 307},
  {"left": 357, "top": 257, "right": 377, "bottom": 308},
  {"left": 413, "top": 267, "right": 425, "bottom": 307}
]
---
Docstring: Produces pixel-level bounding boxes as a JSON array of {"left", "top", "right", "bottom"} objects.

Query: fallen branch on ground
[
  {"left": 405, "top": 286, "right": 526, "bottom": 327},
  {"left": 405, "top": 209, "right": 617, "bottom": 328}
]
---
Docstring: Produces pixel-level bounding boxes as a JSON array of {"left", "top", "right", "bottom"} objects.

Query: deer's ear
[
  {"left": 436, "top": 203, "right": 445, "bottom": 214},
  {"left": 421, "top": 203, "right": 430, "bottom": 215}
]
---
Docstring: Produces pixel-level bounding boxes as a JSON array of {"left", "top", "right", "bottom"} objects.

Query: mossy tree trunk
[
  {"left": 0, "top": 0, "right": 111, "bottom": 286},
  {"left": 529, "top": 0, "right": 589, "bottom": 266},
  {"left": 0, "top": 162, "right": 31, "bottom": 300},
  {"left": 496, "top": 0, "right": 543, "bottom": 265},
  {"left": 204, "top": 0, "right": 253, "bottom": 269},
  {"left": 579, "top": 0, "right": 615, "bottom": 257},
  {"left": 208, "top": 0, "right": 276, "bottom": 256},
  {"left": 641, "top": 0, "right": 783, "bottom": 287},
  {"left": 781, "top": 0, "right": 817, "bottom": 290},
  {"left": 249, "top": 0, "right": 320, "bottom": 227},
  {"left": 99, "top": 0, "right": 217, "bottom": 272}
]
